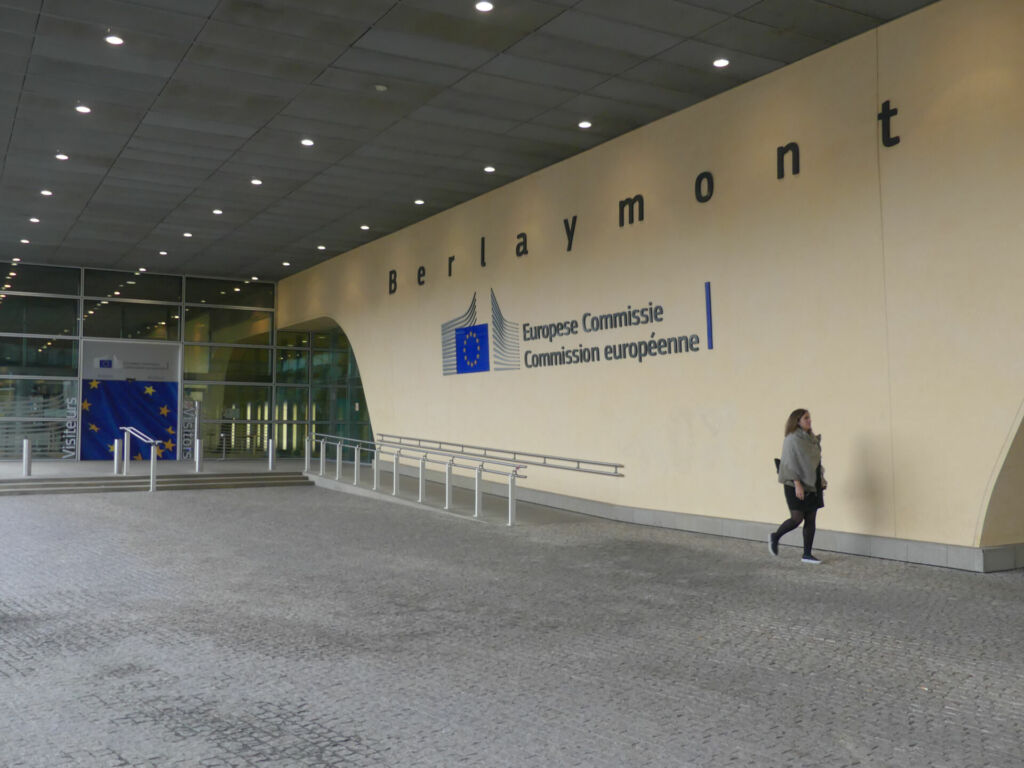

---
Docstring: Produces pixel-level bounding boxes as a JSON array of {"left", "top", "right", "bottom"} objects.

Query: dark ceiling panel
[
  {"left": 479, "top": 53, "right": 607, "bottom": 92},
  {"left": 741, "top": 0, "right": 879, "bottom": 44},
  {"left": 540, "top": 10, "right": 682, "bottom": 58},
  {"left": 0, "top": 5, "right": 36, "bottom": 35},
  {"left": 44, "top": 0, "right": 207, "bottom": 41},
  {"left": 696, "top": 16, "right": 828, "bottom": 62},
  {"left": 575, "top": 0, "right": 727, "bottom": 36},
  {"left": 330, "top": 48, "right": 468, "bottom": 87},
  {"left": 353, "top": 28, "right": 496, "bottom": 70}
]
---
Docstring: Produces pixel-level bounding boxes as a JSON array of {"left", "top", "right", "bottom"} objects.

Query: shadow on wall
[
  {"left": 848, "top": 435, "right": 891, "bottom": 533},
  {"left": 980, "top": 408, "right": 1024, "bottom": 547}
]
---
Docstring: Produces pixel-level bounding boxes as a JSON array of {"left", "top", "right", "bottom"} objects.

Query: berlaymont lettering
[
  {"left": 277, "top": 0, "right": 1024, "bottom": 566},
  {"left": 385, "top": 104, "right": 902, "bottom": 297}
]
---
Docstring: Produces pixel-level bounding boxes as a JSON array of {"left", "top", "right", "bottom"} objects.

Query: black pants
[{"left": 775, "top": 485, "right": 818, "bottom": 556}]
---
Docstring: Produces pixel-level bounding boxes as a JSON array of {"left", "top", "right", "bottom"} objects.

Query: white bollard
[
  {"left": 372, "top": 448, "right": 380, "bottom": 490},
  {"left": 319, "top": 440, "right": 326, "bottom": 476},
  {"left": 22, "top": 438, "right": 31, "bottom": 477},
  {"left": 353, "top": 446, "right": 361, "bottom": 486},
  {"left": 149, "top": 443, "right": 157, "bottom": 492},
  {"left": 392, "top": 451, "right": 400, "bottom": 496},
  {"left": 123, "top": 434, "right": 131, "bottom": 475},
  {"left": 474, "top": 464, "right": 483, "bottom": 518},
  {"left": 508, "top": 474, "right": 517, "bottom": 527},
  {"left": 267, "top": 438, "right": 275, "bottom": 471},
  {"left": 444, "top": 460, "right": 453, "bottom": 510},
  {"left": 335, "top": 443, "right": 341, "bottom": 480},
  {"left": 113, "top": 439, "right": 122, "bottom": 475},
  {"left": 418, "top": 456, "right": 425, "bottom": 502},
  {"left": 304, "top": 437, "right": 311, "bottom": 472},
  {"left": 195, "top": 438, "right": 203, "bottom": 473}
]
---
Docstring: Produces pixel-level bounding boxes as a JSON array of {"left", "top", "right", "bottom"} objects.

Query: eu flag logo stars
[{"left": 455, "top": 324, "right": 490, "bottom": 374}]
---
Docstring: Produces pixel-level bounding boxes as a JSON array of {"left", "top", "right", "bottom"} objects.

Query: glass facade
[{"left": 0, "top": 261, "right": 371, "bottom": 461}]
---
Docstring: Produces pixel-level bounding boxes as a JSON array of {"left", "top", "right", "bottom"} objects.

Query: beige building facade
[{"left": 279, "top": 0, "right": 1024, "bottom": 571}]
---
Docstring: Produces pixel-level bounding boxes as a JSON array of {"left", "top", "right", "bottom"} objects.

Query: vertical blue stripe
[
  {"left": 705, "top": 281, "right": 714, "bottom": 350},
  {"left": 704, "top": 282, "right": 712, "bottom": 352}
]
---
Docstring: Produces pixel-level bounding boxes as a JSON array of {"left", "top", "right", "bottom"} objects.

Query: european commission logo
[{"left": 442, "top": 290, "right": 520, "bottom": 375}]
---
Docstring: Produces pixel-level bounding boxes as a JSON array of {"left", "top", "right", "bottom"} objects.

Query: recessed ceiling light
[
  {"left": 373, "top": 84, "right": 388, "bottom": 92},
  {"left": 183, "top": 232, "right": 192, "bottom": 237},
  {"left": 29, "top": 217, "right": 39, "bottom": 223},
  {"left": 19, "top": 239, "right": 29, "bottom": 244},
  {"left": 300, "top": 138, "right": 314, "bottom": 146},
  {"left": 360, "top": 225, "right": 370, "bottom": 231},
  {"left": 578, "top": 120, "right": 592, "bottom": 129},
  {"left": 713, "top": 58, "right": 730, "bottom": 68},
  {"left": 233, "top": 287, "right": 241, "bottom": 292},
  {"left": 11, "top": 258, "right": 20, "bottom": 263},
  {"left": 159, "top": 251, "right": 167, "bottom": 256},
  {"left": 251, "top": 276, "right": 258, "bottom": 281},
  {"left": 138, "top": 267, "right": 147, "bottom": 272},
  {"left": 414, "top": 199, "right": 425, "bottom": 205},
  {"left": 55, "top": 153, "right": 69, "bottom": 160},
  {"left": 282, "top": 261, "right": 291, "bottom": 266},
  {"left": 105, "top": 32, "right": 124, "bottom": 45},
  {"left": 484, "top": 166, "right": 495, "bottom": 173},
  {"left": 316, "top": 245, "right": 326, "bottom": 251},
  {"left": 41, "top": 189, "right": 53, "bottom": 196},
  {"left": 212, "top": 209, "right": 223, "bottom": 215},
  {"left": 476, "top": 1, "right": 494, "bottom": 11},
  {"left": 75, "top": 104, "right": 91, "bottom": 114},
  {"left": 251, "top": 178, "right": 262, "bottom": 185}
]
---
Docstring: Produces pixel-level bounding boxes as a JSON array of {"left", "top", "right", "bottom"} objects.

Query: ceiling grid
[{"left": 0, "top": 0, "right": 936, "bottom": 280}]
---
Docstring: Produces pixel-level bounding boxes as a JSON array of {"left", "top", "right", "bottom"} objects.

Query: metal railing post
[
  {"left": 474, "top": 464, "right": 482, "bottom": 518},
  {"left": 373, "top": 448, "right": 380, "bottom": 490},
  {"left": 123, "top": 434, "right": 131, "bottom": 475},
  {"left": 22, "top": 437, "right": 31, "bottom": 477},
  {"left": 335, "top": 442, "right": 341, "bottom": 480},
  {"left": 418, "top": 455, "right": 426, "bottom": 502},
  {"left": 195, "top": 438, "right": 203, "bottom": 473},
  {"left": 304, "top": 436, "right": 311, "bottom": 472},
  {"left": 113, "top": 439, "right": 122, "bottom": 475},
  {"left": 267, "top": 438, "right": 275, "bottom": 471},
  {"left": 149, "top": 443, "right": 157, "bottom": 492},
  {"left": 392, "top": 450, "right": 400, "bottom": 495},
  {"left": 319, "top": 440, "right": 326, "bottom": 476},
  {"left": 353, "top": 446, "right": 361, "bottom": 486},
  {"left": 444, "top": 459, "right": 453, "bottom": 510},
  {"left": 508, "top": 473, "right": 517, "bottom": 526}
]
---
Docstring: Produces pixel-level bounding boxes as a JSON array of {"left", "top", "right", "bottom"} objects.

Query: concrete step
[{"left": 0, "top": 472, "right": 313, "bottom": 496}]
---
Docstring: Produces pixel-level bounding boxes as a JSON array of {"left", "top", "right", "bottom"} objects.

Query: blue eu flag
[
  {"left": 80, "top": 379, "right": 178, "bottom": 460},
  {"left": 455, "top": 324, "right": 490, "bottom": 374}
]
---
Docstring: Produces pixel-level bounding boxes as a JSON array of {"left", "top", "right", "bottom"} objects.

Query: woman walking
[{"left": 770, "top": 408, "right": 826, "bottom": 563}]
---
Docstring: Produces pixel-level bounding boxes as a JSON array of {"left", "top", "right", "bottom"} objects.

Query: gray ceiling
[{"left": 0, "top": 0, "right": 937, "bottom": 281}]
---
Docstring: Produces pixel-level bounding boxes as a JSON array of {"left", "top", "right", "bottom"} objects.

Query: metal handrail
[
  {"left": 376, "top": 433, "right": 625, "bottom": 476},
  {"left": 118, "top": 426, "right": 160, "bottom": 491},
  {"left": 311, "top": 432, "right": 526, "bottom": 525},
  {"left": 121, "top": 426, "right": 158, "bottom": 445}
]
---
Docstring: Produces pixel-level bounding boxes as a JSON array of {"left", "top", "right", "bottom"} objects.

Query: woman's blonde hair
[{"left": 785, "top": 408, "right": 809, "bottom": 435}]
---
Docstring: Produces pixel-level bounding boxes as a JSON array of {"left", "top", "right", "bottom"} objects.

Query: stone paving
[{"left": 1, "top": 483, "right": 1022, "bottom": 767}]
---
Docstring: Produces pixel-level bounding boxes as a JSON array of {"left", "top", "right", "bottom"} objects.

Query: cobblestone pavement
[{"left": 2, "top": 485, "right": 1022, "bottom": 768}]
